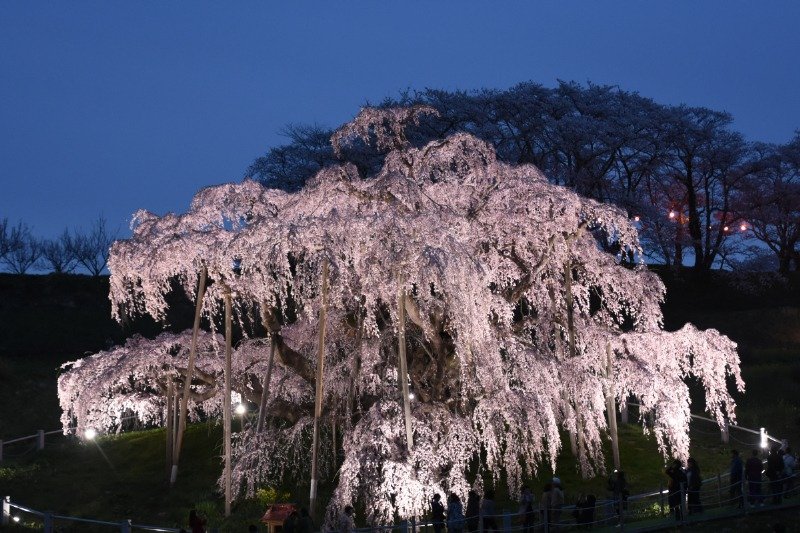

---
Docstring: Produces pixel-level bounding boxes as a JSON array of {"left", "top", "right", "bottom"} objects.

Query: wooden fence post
[
  {"left": 43, "top": 512, "right": 53, "bottom": 532},
  {"left": 721, "top": 420, "right": 729, "bottom": 444},
  {"left": 2, "top": 496, "right": 10, "bottom": 525},
  {"left": 36, "top": 430, "right": 45, "bottom": 451},
  {"left": 621, "top": 399, "right": 629, "bottom": 424},
  {"left": 716, "top": 472, "right": 722, "bottom": 507},
  {"left": 0, "top": 440, "right": 4, "bottom": 463},
  {"left": 120, "top": 519, "right": 132, "bottom": 533}
]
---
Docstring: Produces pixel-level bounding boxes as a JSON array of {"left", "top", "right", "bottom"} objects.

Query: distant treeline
[
  {"left": 248, "top": 81, "right": 800, "bottom": 274},
  {"left": 0, "top": 215, "right": 115, "bottom": 275}
]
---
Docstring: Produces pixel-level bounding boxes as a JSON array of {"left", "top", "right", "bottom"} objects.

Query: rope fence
[{"left": 1, "top": 406, "right": 795, "bottom": 532}]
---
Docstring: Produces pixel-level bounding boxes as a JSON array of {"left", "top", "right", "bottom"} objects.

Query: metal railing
[
  {"left": 2, "top": 496, "right": 180, "bottom": 532},
  {"left": 1, "top": 406, "right": 794, "bottom": 531}
]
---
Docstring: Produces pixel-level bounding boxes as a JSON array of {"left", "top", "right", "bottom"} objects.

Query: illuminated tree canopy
[{"left": 66, "top": 106, "right": 743, "bottom": 524}]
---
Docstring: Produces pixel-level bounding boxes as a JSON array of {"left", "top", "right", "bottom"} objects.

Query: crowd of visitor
[{"left": 181, "top": 445, "right": 797, "bottom": 532}]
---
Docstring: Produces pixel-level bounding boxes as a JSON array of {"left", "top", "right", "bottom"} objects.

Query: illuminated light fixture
[
  {"left": 13, "top": 516, "right": 21, "bottom": 523},
  {"left": 668, "top": 211, "right": 676, "bottom": 219},
  {"left": 408, "top": 392, "right": 416, "bottom": 401},
  {"left": 760, "top": 427, "right": 768, "bottom": 449},
  {"left": 84, "top": 428, "right": 97, "bottom": 440},
  {"left": 740, "top": 224, "right": 747, "bottom": 232},
  {"left": 723, "top": 226, "right": 729, "bottom": 232},
  {"left": 235, "top": 403, "right": 247, "bottom": 415},
  {"left": 633, "top": 215, "right": 640, "bottom": 222}
]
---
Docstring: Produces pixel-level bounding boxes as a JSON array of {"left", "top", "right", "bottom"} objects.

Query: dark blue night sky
[{"left": 1, "top": 2, "right": 798, "bottom": 238}]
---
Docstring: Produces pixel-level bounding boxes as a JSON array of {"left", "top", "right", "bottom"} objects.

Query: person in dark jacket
[
  {"left": 481, "top": 489, "right": 498, "bottom": 532},
  {"left": 686, "top": 457, "right": 703, "bottom": 514},
  {"left": 746, "top": 449, "right": 764, "bottom": 506},
  {"left": 431, "top": 493, "right": 445, "bottom": 533},
  {"left": 296, "top": 508, "right": 314, "bottom": 533},
  {"left": 766, "top": 445, "right": 785, "bottom": 504},
  {"left": 608, "top": 470, "right": 628, "bottom": 515},
  {"left": 465, "top": 490, "right": 480, "bottom": 533},
  {"left": 729, "top": 449, "right": 744, "bottom": 507},
  {"left": 665, "top": 459, "right": 687, "bottom": 521},
  {"left": 447, "top": 493, "right": 465, "bottom": 533},
  {"left": 282, "top": 510, "right": 299, "bottom": 533},
  {"left": 188, "top": 509, "right": 206, "bottom": 533}
]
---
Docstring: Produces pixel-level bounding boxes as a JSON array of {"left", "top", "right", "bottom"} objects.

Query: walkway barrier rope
[{"left": 1, "top": 408, "right": 795, "bottom": 531}]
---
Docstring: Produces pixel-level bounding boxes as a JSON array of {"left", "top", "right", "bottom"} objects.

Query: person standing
[
  {"left": 283, "top": 510, "right": 299, "bottom": 533},
  {"left": 539, "top": 483, "right": 552, "bottom": 527},
  {"left": 550, "top": 478, "right": 564, "bottom": 529},
  {"left": 745, "top": 449, "right": 764, "bottom": 506},
  {"left": 665, "top": 459, "right": 687, "bottom": 521},
  {"left": 518, "top": 486, "right": 535, "bottom": 533},
  {"left": 783, "top": 447, "right": 797, "bottom": 495},
  {"left": 686, "top": 457, "right": 703, "bottom": 514},
  {"left": 729, "top": 450, "right": 744, "bottom": 508},
  {"left": 766, "top": 445, "right": 784, "bottom": 504},
  {"left": 609, "top": 470, "right": 628, "bottom": 515},
  {"left": 431, "top": 493, "right": 445, "bottom": 533},
  {"left": 481, "top": 489, "right": 498, "bottom": 532},
  {"left": 338, "top": 506, "right": 355, "bottom": 533},
  {"left": 296, "top": 508, "right": 314, "bottom": 533},
  {"left": 188, "top": 510, "right": 206, "bottom": 533},
  {"left": 447, "top": 493, "right": 465, "bottom": 533},
  {"left": 465, "top": 490, "right": 480, "bottom": 533}
]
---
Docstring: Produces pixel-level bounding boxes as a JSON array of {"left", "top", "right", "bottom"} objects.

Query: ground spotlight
[
  {"left": 235, "top": 403, "right": 247, "bottom": 415},
  {"left": 84, "top": 428, "right": 97, "bottom": 440}
]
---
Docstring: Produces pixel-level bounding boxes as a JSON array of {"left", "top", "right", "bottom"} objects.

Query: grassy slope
[{"left": 0, "top": 270, "right": 799, "bottom": 529}]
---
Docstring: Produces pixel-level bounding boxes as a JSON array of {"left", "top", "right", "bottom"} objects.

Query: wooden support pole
[
  {"left": 309, "top": 259, "right": 329, "bottom": 517},
  {"left": 563, "top": 262, "right": 581, "bottom": 458},
  {"left": 171, "top": 265, "right": 208, "bottom": 485},
  {"left": 563, "top": 262, "right": 577, "bottom": 359},
  {"left": 605, "top": 343, "right": 621, "bottom": 471},
  {"left": 397, "top": 289, "right": 413, "bottom": 451},
  {"left": 256, "top": 335, "right": 277, "bottom": 433},
  {"left": 172, "top": 388, "right": 179, "bottom": 455},
  {"left": 223, "top": 286, "right": 233, "bottom": 517},
  {"left": 166, "top": 381, "right": 174, "bottom": 477}
]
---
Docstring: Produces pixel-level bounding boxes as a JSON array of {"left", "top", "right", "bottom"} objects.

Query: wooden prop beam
[
  {"left": 309, "top": 259, "right": 329, "bottom": 516},
  {"left": 605, "top": 343, "right": 621, "bottom": 471},
  {"left": 397, "top": 288, "right": 413, "bottom": 451},
  {"left": 166, "top": 380, "right": 174, "bottom": 478},
  {"left": 256, "top": 335, "right": 277, "bottom": 433},
  {"left": 171, "top": 265, "right": 207, "bottom": 484},
  {"left": 223, "top": 286, "right": 233, "bottom": 517}
]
